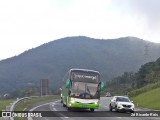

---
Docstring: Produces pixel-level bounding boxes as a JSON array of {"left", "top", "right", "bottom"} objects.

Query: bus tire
[
  {"left": 63, "top": 103, "right": 66, "bottom": 107},
  {"left": 60, "top": 97, "right": 63, "bottom": 103},
  {"left": 67, "top": 107, "right": 71, "bottom": 111},
  {"left": 90, "top": 108, "right": 94, "bottom": 112}
]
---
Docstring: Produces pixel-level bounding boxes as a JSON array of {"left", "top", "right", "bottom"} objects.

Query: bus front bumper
[{"left": 68, "top": 102, "right": 99, "bottom": 109}]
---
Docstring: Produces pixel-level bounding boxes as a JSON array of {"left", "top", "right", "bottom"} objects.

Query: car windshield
[{"left": 116, "top": 97, "right": 130, "bottom": 102}]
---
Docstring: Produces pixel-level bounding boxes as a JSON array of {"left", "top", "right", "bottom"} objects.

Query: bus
[{"left": 60, "top": 69, "right": 104, "bottom": 112}]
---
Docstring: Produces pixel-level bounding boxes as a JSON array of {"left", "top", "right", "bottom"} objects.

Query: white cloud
[
  {"left": 109, "top": 0, "right": 160, "bottom": 42},
  {"left": 0, "top": 0, "right": 160, "bottom": 60}
]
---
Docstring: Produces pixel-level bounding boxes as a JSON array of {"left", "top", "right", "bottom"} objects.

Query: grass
[
  {"left": 128, "top": 81, "right": 160, "bottom": 97},
  {"left": 14, "top": 95, "right": 60, "bottom": 111},
  {"left": 13, "top": 95, "right": 60, "bottom": 120},
  {"left": 131, "top": 87, "right": 160, "bottom": 110},
  {"left": 0, "top": 99, "right": 14, "bottom": 111}
]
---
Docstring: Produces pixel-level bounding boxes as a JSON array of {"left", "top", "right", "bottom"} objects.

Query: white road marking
[
  {"left": 116, "top": 117, "right": 122, "bottom": 119},
  {"left": 155, "top": 118, "right": 160, "bottom": 120},
  {"left": 30, "top": 103, "right": 51, "bottom": 111},
  {"left": 50, "top": 102, "right": 58, "bottom": 111},
  {"left": 28, "top": 100, "right": 59, "bottom": 120},
  {"left": 49, "top": 101, "right": 71, "bottom": 119},
  {"left": 59, "top": 113, "right": 69, "bottom": 118},
  {"left": 53, "top": 108, "right": 57, "bottom": 111},
  {"left": 49, "top": 100, "right": 73, "bottom": 119},
  {"left": 44, "top": 117, "right": 49, "bottom": 120}
]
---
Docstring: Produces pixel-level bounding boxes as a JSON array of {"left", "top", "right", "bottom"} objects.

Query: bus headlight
[
  {"left": 94, "top": 102, "right": 98, "bottom": 105},
  {"left": 70, "top": 100, "right": 75, "bottom": 104}
]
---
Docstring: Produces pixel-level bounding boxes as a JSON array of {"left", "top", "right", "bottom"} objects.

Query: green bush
[{"left": 0, "top": 99, "right": 14, "bottom": 111}]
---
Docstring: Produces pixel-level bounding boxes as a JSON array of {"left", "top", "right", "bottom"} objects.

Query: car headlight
[
  {"left": 131, "top": 104, "right": 135, "bottom": 108},
  {"left": 117, "top": 103, "right": 123, "bottom": 107}
]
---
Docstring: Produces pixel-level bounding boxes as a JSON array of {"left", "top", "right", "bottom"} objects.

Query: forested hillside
[
  {"left": 0, "top": 36, "right": 160, "bottom": 96},
  {"left": 106, "top": 57, "right": 160, "bottom": 95}
]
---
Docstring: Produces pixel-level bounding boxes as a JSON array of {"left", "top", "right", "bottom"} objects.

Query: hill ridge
[{"left": 0, "top": 36, "right": 160, "bottom": 95}]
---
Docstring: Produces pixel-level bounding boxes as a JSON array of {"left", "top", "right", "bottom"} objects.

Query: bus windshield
[{"left": 70, "top": 82, "right": 100, "bottom": 99}]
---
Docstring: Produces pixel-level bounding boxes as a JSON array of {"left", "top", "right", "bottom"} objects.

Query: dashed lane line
[{"left": 28, "top": 100, "right": 59, "bottom": 120}]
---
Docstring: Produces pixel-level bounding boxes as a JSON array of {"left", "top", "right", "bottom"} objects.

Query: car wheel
[
  {"left": 109, "top": 104, "right": 112, "bottom": 111},
  {"left": 61, "top": 97, "right": 63, "bottom": 103},
  {"left": 115, "top": 105, "right": 118, "bottom": 112}
]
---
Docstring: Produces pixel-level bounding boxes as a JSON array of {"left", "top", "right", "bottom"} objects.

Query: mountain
[{"left": 0, "top": 36, "right": 160, "bottom": 95}]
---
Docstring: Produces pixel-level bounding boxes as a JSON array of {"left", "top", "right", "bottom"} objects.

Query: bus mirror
[
  {"left": 65, "top": 79, "right": 70, "bottom": 88},
  {"left": 100, "top": 82, "right": 104, "bottom": 91}
]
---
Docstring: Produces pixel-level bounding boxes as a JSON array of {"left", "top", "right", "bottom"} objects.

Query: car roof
[{"left": 113, "top": 96, "right": 129, "bottom": 98}]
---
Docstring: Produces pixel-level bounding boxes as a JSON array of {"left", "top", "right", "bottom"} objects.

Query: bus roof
[{"left": 69, "top": 68, "right": 100, "bottom": 74}]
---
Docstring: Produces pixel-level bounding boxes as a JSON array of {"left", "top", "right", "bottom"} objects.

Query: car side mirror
[
  {"left": 131, "top": 101, "right": 133, "bottom": 103},
  {"left": 100, "top": 82, "right": 104, "bottom": 91},
  {"left": 65, "top": 79, "right": 71, "bottom": 88}
]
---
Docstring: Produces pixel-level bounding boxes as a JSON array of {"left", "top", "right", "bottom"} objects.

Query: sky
[{"left": 0, "top": 0, "right": 160, "bottom": 60}]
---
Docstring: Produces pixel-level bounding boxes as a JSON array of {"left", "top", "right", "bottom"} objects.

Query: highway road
[{"left": 27, "top": 97, "right": 160, "bottom": 120}]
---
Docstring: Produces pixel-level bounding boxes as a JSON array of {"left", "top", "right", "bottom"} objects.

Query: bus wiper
[
  {"left": 77, "top": 83, "right": 79, "bottom": 93},
  {"left": 86, "top": 84, "right": 91, "bottom": 97}
]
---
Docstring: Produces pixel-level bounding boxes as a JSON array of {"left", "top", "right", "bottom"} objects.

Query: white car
[{"left": 109, "top": 96, "right": 134, "bottom": 113}]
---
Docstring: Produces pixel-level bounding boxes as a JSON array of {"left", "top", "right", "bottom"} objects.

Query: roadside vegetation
[
  {"left": 13, "top": 95, "right": 59, "bottom": 120},
  {"left": 14, "top": 95, "right": 59, "bottom": 111},
  {"left": 0, "top": 99, "right": 14, "bottom": 111},
  {"left": 128, "top": 81, "right": 160, "bottom": 97},
  {"left": 106, "top": 57, "right": 160, "bottom": 109},
  {"left": 131, "top": 87, "right": 160, "bottom": 110},
  {"left": 106, "top": 57, "right": 160, "bottom": 94}
]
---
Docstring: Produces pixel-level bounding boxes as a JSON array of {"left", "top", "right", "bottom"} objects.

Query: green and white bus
[{"left": 61, "top": 69, "right": 104, "bottom": 112}]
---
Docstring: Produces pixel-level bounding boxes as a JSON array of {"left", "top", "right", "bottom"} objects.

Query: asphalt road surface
[{"left": 27, "top": 97, "right": 160, "bottom": 120}]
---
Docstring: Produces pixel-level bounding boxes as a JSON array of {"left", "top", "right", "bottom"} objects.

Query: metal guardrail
[
  {"left": 9, "top": 95, "right": 54, "bottom": 120},
  {"left": 9, "top": 97, "right": 31, "bottom": 120}
]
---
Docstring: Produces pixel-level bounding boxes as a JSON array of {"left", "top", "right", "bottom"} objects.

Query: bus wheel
[
  {"left": 60, "top": 97, "right": 63, "bottom": 103},
  {"left": 90, "top": 108, "right": 94, "bottom": 112},
  {"left": 63, "top": 103, "right": 66, "bottom": 107},
  {"left": 67, "top": 107, "right": 71, "bottom": 111}
]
